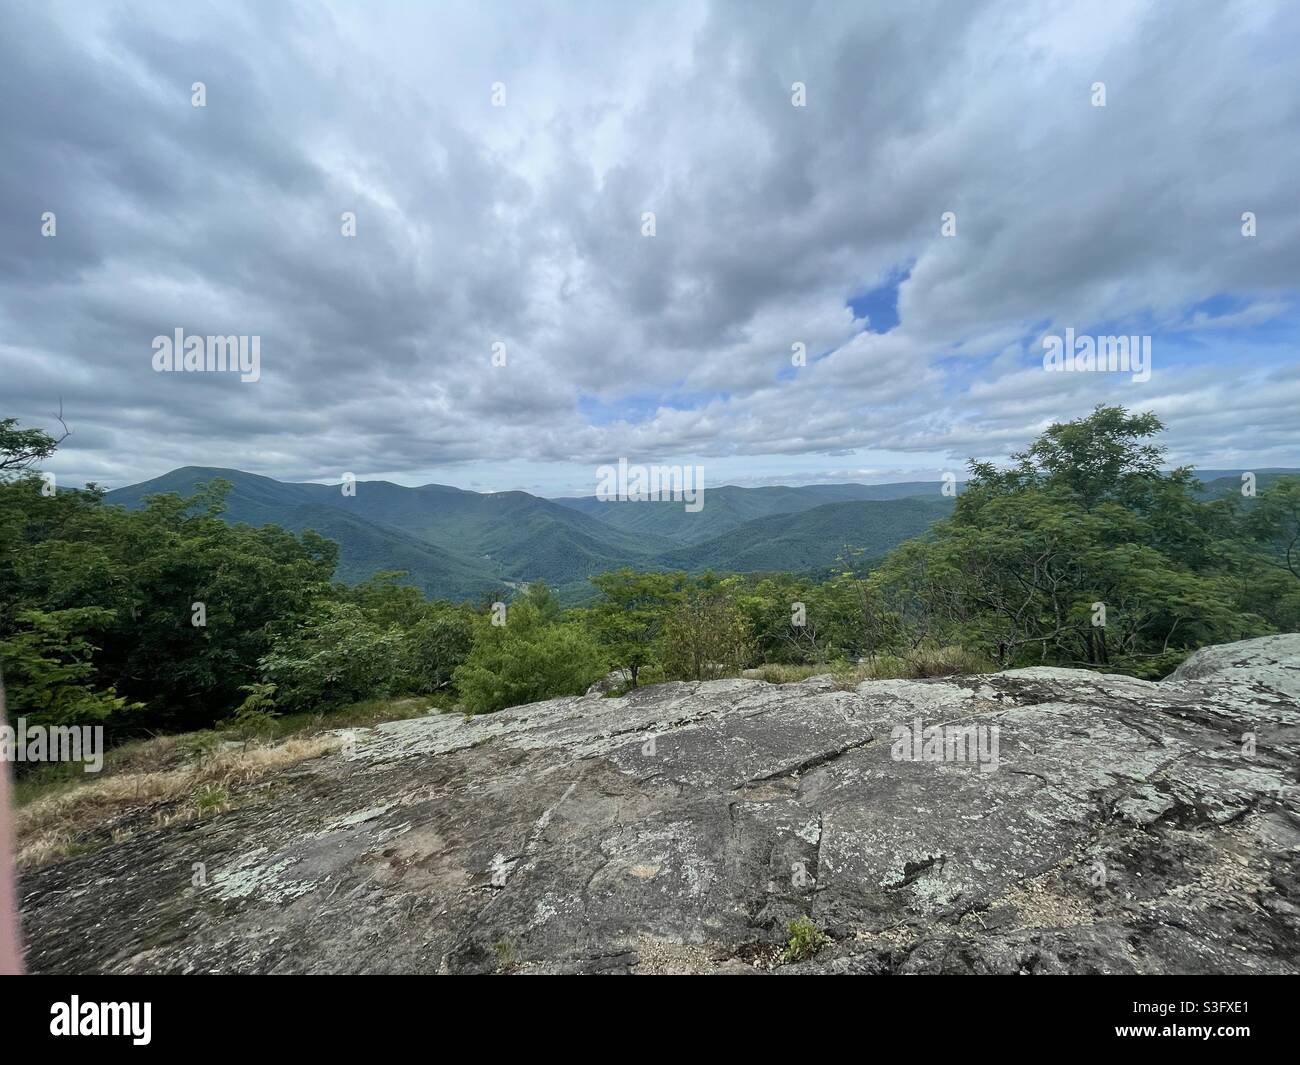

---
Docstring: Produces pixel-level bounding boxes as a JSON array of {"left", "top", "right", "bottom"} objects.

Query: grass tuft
[{"left": 782, "top": 915, "right": 831, "bottom": 963}]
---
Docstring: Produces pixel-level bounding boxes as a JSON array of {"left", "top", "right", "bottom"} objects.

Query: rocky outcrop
[{"left": 20, "top": 635, "right": 1300, "bottom": 974}]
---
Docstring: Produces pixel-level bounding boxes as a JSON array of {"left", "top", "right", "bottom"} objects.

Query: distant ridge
[
  {"left": 104, "top": 465, "right": 1297, "bottom": 601},
  {"left": 553, "top": 480, "right": 957, "bottom": 545}
]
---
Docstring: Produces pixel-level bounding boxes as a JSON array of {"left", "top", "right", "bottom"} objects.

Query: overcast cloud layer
[{"left": 3, "top": 0, "right": 1298, "bottom": 495}]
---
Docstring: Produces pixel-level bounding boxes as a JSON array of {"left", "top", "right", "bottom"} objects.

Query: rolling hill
[
  {"left": 103, "top": 468, "right": 507, "bottom": 600},
  {"left": 99, "top": 469, "right": 964, "bottom": 600},
  {"left": 650, "top": 497, "right": 955, "bottom": 573},
  {"left": 1193, "top": 469, "right": 1300, "bottom": 499},
  {"left": 554, "top": 481, "right": 957, "bottom": 545}
]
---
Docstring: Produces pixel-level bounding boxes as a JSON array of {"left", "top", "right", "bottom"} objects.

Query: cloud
[{"left": 2, "top": 0, "right": 1297, "bottom": 494}]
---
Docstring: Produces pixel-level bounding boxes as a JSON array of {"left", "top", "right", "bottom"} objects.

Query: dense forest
[{"left": 2, "top": 406, "right": 1298, "bottom": 746}]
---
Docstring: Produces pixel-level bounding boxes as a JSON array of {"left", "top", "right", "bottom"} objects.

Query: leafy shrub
[
  {"left": 403, "top": 606, "right": 475, "bottom": 692},
  {"left": 868, "top": 406, "right": 1278, "bottom": 672},
  {"left": 258, "top": 602, "right": 407, "bottom": 713},
  {"left": 661, "top": 592, "right": 752, "bottom": 681},
  {"left": 453, "top": 601, "right": 606, "bottom": 714}
]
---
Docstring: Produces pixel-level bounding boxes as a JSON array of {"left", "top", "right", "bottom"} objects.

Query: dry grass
[
  {"left": 16, "top": 735, "right": 340, "bottom": 870},
  {"left": 268, "top": 695, "right": 438, "bottom": 735},
  {"left": 744, "top": 663, "right": 839, "bottom": 684},
  {"left": 831, "top": 645, "right": 994, "bottom": 689},
  {"left": 747, "top": 646, "right": 993, "bottom": 691},
  {"left": 628, "top": 650, "right": 996, "bottom": 692},
  {"left": 14, "top": 696, "right": 440, "bottom": 806}
]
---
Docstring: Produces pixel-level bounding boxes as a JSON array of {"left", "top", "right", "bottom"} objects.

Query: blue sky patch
[{"left": 847, "top": 266, "right": 911, "bottom": 333}]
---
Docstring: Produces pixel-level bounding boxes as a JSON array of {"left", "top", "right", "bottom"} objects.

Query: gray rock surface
[{"left": 20, "top": 634, "right": 1300, "bottom": 974}]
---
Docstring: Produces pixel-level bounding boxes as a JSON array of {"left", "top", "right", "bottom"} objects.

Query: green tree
[
  {"left": 0, "top": 439, "right": 341, "bottom": 729},
  {"left": 100, "top": 482, "right": 339, "bottom": 727},
  {"left": 0, "top": 415, "right": 69, "bottom": 476},
  {"left": 0, "top": 608, "right": 140, "bottom": 726},
  {"left": 1248, "top": 476, "right": 1300, "bottom": 582},
  {"left": 525, "top": 579, "right": 561, "bottom": 621},
  {"left": 869, "top": 406, "right": 1268, "bottom": 674},
  {"left": 587, "top": 569, "right": 683, "bottom": 687}
]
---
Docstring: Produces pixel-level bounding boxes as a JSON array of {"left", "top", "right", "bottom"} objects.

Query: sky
[{"left": 2, "top": 0, "right": 1298, "bottom": 498}]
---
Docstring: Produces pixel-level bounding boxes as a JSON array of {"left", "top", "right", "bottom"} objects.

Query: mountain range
[
  {"left": 103, "top": 468, "right": 960, "bottom": 601},
  {"left": 103, "top": 466, "right": 1298, "bottom": 602}
]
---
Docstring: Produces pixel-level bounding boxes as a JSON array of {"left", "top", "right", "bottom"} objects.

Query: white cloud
[{"left": 1, "top": 0, "right": 1297, "bottom": 492}]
